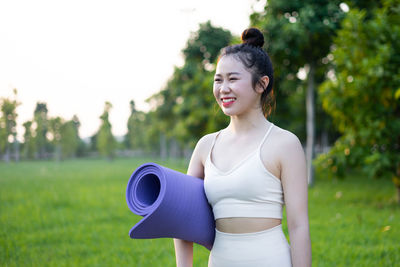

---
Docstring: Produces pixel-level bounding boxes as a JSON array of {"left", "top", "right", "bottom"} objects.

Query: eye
[
  {"left": 214, "top": 78, "right": 222, "bottom": 82},
  {"left": 229, "top": 77, "right": 238, "bottom": 81}
]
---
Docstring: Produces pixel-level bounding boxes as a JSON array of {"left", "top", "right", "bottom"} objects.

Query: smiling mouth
[
  {"left": 221, "top": 97, "right": 236, "bottom": 103},
  {"left": 221, "top": 98, "right": 236, "bottom": 107}
]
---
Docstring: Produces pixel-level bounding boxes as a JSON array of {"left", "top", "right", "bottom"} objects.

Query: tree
[
  {"left": 70, "top": 115, "right": 85, "bottom": 157},
  {"left": 22, "top": 121, "right": 35, "bottom": 159},
  {"left": 171, "top": 63, "right": 228, "bottom": 148},
  {"left": 183, "top": 21, "right": 234, "bottom": 68},
  {"left": 48, "top": 116, "right": 63, "bottom": 161},
  {"left": 177, "top": 21, "right": 232, "bottom": 145},
  {"left": 33, "top": 102, "right": 49, "bottom": 159},
  {"left": 126, "top": 100, "right": 146, "bottom": 151},
  {"left": 0, "top": 120, "right": 5, "bottom": 159},
  {"left": 97, "top": 101, "right": 116, "bottom": 160},
  {"left": 147, "top": 21, "right": 231, "bottom": 153},
  {"left": 46, "top": 115, "right": 81, "bottom": 160},
  {"left": 89, "top": 133, "right": 98, "bottom": 153},
  {"left": 0, "top": 89, "right": 20, "bottom": 162},
  {"left": 60, "top": 117, "right": 80, "bottom": 159},
  {"left": 315, "top": 0, "right": 400, "bottom": 202},
  {"left": 251, "top": 0, "right": 348, "bottom": 184}
]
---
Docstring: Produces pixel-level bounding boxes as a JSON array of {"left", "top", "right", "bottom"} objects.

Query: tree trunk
[
  {"left": 160, "top": 133, "right": 167, "bottom": 160},
  {"left": 4, "top": 145, "right": 10, "bottom": 163},
  {"left": 184, "top": 145, "right": 193, "bottom": 162},
  {"left": 306, "top": 62, "right": 316, "bottom": 186},
  {"left": 169, "top": 138, "right": 179, "bottom": 159},
  {"left": 39, "top": 146, "right": 45, "bottom": 159},
  {"left": 55, "top": 144, "right": 61, "bottom": 162},
  {"left": 13, "top": 136, "right": 20, "bottom": 162},
  {"left": 321, "top": 130, "right": 329, "bottom": 153}
]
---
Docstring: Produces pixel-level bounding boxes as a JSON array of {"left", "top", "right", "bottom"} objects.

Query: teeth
[{"left": 222, "top": 98, "right": 235, "bottom": 103}]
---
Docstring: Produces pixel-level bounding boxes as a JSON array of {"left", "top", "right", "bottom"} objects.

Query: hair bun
[{"left": 241, "top": 28, "right": 264, "bottom": 48}]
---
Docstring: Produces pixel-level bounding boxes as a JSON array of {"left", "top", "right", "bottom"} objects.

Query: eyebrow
[{"left": 214, "top": 72, "right": 241, "bottom": 76}]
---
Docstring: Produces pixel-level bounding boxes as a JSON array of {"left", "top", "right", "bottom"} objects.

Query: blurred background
[{"left": 1, "top": 0, "right": 399, "bottom": 266}]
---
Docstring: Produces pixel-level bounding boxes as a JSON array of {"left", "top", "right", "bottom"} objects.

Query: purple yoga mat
[{"left": 126, "top": 162, "right": 215, "bottom": 250}]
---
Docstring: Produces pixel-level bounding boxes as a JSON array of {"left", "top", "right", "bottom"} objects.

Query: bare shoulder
[
  {"left": 260, "top": 124, "right": 304, "bottom": 179},
  {"left": 187, "top": 131, "right": 219, "bottom": 179},
  {"left": 271, "top": 125, "right": 304, "bottom": 154},
  {"left": 194, "top": 132, "right": 219, "bottom": 163},
  {"left": 270, "top": 125, "right": 306, "bottom": 182}
]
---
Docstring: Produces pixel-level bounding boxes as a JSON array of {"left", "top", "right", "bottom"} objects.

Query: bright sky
[{"left": 0, "top": 0, "right": 263, "bottom": 139}]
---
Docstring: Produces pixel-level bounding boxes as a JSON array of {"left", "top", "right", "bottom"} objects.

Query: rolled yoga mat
[{"left": 126, "top": 162, "right": 215, "bottom": 250}]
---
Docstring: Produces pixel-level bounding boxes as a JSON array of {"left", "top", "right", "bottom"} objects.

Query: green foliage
[
  {"left": 139, "top": 111, "right": 162, "bottom": 154},
  {"left": 316, "top": 0, "right": 400, "bottom": 181},
  {"left": 0, "top": 123, "right": 5, "bottom": 155},
  {"left": 183, "top": 21, "right": 233, "bottom": 68},
  {"left": 147, "top": 21, "right": 231, "bottom": 150},
  {"left": 42, "top": 115, "right": 81, "bottom": 160},
  {"left": 34, "top": 102, "right": 49, "bottom": 159},
  {"left": 0, "top": 89, "right": 20, "bottom": 159},
  {"left": 21, "top": 105, "right": 82, "bottom": 160},
  {"left": 22, "top": 121, "right": 35, "bottom": 159},
  {"left": 60, "top": 117, "right": 80, "bottom": 159},
  {"left": 126, "top": 100, "right": 146, "bottom": 150},
  {"left": 48, "top": 116, "right": 63, "bottom": 160},
  {"left": 97, "top": 102, "right": 116, "bottom": 159},
  {"left": 250, "top": 0, "right": 345, "bottom": 142},
  {"left": 0, "top": 159, "right": 398, "bottom": 266},
  {"left": 170, "top": 63, "right": 228, "bottom": 148},
  {"left": 251, "top": 0, "right": 345, "bottom": 66}
]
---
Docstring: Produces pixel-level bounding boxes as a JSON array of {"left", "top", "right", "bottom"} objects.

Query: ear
[{"left": 255, "top": 76, "right": 269, "bottom": 94}]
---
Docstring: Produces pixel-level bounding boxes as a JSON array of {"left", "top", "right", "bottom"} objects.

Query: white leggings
[{"left": 208, "top": 224, "right": 292, "bottom": 267}]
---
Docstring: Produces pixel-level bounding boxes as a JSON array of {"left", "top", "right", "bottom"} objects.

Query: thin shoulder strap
[
  {"left": 207, "top": 130, "right": 222, "bottom": 162},
  {"left": 258, "top": 123, "right": 274, "bottom": 150}
]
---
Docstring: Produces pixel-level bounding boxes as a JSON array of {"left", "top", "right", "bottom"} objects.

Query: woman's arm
[
  {"left": 280, "top": 132, "right": 311, "bottom": 267},
  {"left": 173, "top": 135, "right": 208, "bottom": 267},
  {"left": 173, "top": 239, "right": 193, "bottom": 267}
]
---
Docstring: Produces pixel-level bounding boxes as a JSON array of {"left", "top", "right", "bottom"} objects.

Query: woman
[{"left": 174, "top": 28, "right": 311, "bottom": 267}]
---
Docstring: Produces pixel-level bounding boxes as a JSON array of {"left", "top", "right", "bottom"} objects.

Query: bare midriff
[{"left": 215, "top": 217, "right": 282, "bottom": 233}]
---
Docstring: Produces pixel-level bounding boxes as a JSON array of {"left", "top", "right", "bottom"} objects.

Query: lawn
[{"left": 0, "top": 158, "right": 398, "bottom": 266}]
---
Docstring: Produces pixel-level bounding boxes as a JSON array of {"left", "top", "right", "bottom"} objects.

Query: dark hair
[{"left": 219, "top": 28, "right": 275, "bottom": 117}]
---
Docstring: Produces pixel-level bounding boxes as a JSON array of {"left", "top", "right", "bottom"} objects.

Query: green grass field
[{"left": 0, "top": 158, "right": 399, "bottom": 266}]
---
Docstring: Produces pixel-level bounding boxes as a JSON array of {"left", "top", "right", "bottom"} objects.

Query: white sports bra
[{"left": 203, "top": 123, "right": 284, "bottom": 220}]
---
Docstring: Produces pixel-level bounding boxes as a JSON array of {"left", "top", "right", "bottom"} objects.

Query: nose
[{"left": 220, "top": 81, "right": 231, "bottom": 93}]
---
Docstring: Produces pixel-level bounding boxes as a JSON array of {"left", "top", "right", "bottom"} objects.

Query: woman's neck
[{"left": 227, "top": 108, "right": 269, "bottom": 135}]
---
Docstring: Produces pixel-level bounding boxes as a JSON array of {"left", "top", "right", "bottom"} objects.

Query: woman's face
[{"left": 213, "top": 55, "right": 263, "bottom": 117}]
